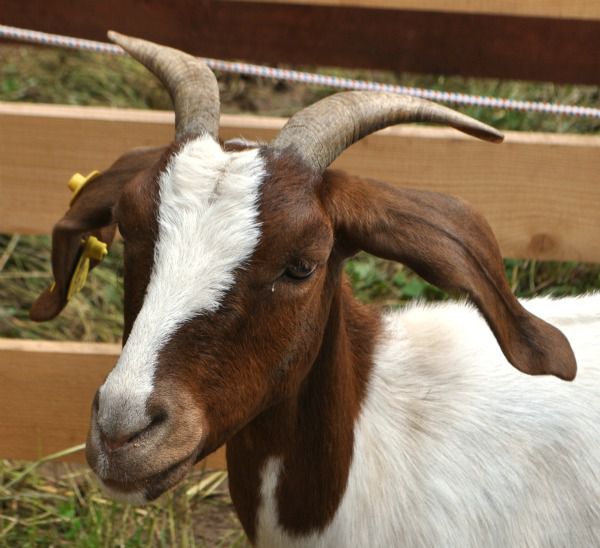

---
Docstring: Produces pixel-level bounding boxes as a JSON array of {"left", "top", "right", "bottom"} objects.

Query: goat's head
[{"left": 31, "top": 33, "right": 576, "bottom": 503}]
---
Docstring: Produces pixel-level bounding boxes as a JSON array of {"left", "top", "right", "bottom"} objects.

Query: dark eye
[{"left": 284, "top": 260, "right": 316, "bottom": 281}]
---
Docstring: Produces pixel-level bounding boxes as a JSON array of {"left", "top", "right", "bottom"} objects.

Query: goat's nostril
[
  {"left": 150, "top": 409, "right": 168, "bottom": 427},
  {"left": 102, "top": 432, "right": 132, "bottom": 452},
  {"left": 98, "top": 410, "right": 168, "bottom": 453}
]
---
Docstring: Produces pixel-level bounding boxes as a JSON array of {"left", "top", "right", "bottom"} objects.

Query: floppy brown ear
[
  {"left": 30, "top": 146, "right": 165, "bottom": 322},
  {"left": 321, "top": 170, "right": 577, "bottom": 381}
]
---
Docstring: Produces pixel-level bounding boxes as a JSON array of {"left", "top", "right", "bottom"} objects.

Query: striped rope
[{"left": 2, "top": 23, "right": 599, "bottom": 119}]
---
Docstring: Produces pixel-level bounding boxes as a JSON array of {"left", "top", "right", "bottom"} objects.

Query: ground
[{"left": 0, "top": 44, "right": 599, "bottom": 546}]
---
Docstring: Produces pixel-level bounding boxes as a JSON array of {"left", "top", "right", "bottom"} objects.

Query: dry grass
[{"left": 0, "top": 446, "right": 246, "bottom": 547}]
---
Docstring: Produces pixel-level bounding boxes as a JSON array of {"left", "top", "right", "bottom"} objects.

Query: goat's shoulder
[
  {"left": 366, "top": 294, "right": 600, "bottom": 496},
  {"left": 338, "top": 295, "right": 600, "bottom": 547}
]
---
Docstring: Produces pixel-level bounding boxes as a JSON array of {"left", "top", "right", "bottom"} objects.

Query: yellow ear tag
[
  {"left": 68, "top": 170, "right": 101, "bottom": 206},
  {"left": 46, "top": 171, "right": 105, "bottom": 298},
  {"left": 66, "top": 236, "right": 108, "bottom": 301}
]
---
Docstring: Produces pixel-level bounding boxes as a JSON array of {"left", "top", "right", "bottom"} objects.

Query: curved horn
[
  {"left": 108, "top": 31, "right": 220, "bottom": 141},
  {"left": 272, "top": 91, "right": 504, "bottom": 172}
]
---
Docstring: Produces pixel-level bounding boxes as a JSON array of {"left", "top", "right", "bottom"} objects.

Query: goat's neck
[{"left": 226, "top": 279, "right": 380, "bottom": 542}]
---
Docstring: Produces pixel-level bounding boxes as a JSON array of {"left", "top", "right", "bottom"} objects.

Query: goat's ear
[
  {"left": 30, "top": 146, "right": 165, "bottom": 322},
  {"left": 322, "top": 170, "right": 577, "bottom": 380}
]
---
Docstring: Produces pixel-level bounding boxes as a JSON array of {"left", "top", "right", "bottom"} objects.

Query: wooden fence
[
  {"left": 1, "top": 101, "right": 599, "bottom": 464},
  {"left": 0, "top": 0, "right": 599, "bottom": 466},
  {"left": 3, "top": 0, "right": 600, "bottom": 84}
]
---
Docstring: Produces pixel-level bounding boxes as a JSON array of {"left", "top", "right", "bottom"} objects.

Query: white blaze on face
[{"left": 98, "top": 135, "right": 266, "bottom": 432}]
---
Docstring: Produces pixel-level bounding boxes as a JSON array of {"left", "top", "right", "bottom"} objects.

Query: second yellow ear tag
[{"left": 66, "top": 236, "right": 108, "bottom": 301}]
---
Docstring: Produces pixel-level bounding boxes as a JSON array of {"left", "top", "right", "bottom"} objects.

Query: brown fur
[{"left": 226, "top": 280, "right": 380, "bottom": 541}]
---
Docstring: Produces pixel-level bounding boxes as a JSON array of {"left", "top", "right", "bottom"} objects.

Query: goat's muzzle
[{"left": 85, "top": 388, "right": 206, "bottom": 503}]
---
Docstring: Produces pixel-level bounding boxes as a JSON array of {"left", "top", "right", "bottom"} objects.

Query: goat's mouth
[
  {"left": 86, "top": 388, "right": 211, "bottom": 503},
  {"left": 99, "top": 449, "right": 199, "bottom": 503}
]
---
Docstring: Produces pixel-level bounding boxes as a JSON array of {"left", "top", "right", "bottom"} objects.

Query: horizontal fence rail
[
  {"left": 2, "top": 102, "right": 600, "bottom": 262},
  {"left": 243, "top": 0, "right": 600, "bottom": 20},
  {"left": 0, "top": 338, "right": 226, "bottom": 466},
  {"left": 3, "top": 0, "right": 600, "bottom": 85}
]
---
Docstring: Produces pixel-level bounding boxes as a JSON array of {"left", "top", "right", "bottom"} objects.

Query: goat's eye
[{"left": 284, "top": 261, "right": 316, "bottom": 281}]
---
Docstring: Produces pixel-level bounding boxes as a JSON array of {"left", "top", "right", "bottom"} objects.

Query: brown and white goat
[{"left": 31, "top": 33, "right": 599, "bottom": 547}]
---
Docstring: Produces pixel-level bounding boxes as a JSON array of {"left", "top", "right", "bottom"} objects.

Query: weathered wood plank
[
  {"left": 2, "top": 102, "right": 600, "bottom": 263},
  {"left": 0, "top": 338, "right": 227, "bottom": 466},
  {"left": 2, "top": 0, "right": 600, "bottom": 84},
  {"left": 241, "top": 0, "right": 600, "bottom": 20}
]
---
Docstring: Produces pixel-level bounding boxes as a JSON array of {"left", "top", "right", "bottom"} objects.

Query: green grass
[{"left": 1, "top": 43, "right": 599, "bottom": 545}]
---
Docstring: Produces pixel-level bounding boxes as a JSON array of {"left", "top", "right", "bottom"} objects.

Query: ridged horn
[
  {"left": 107, "top": 31, "right": 220, "bottom": 141},
  {"left": 272, "top": 91, "right": 504, "bottom": 172}
]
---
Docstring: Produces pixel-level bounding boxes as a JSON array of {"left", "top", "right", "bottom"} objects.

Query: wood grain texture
[
  {"left": 2, "top": 102, "right": 600, "bottom": 263},
  {"left": 0, "top": 337, "right": 226, "bottom": 467},
  {"left": 3, "top": 0, "right": 600, "bottom": 84},
  {"left": 241, "top": 0, "right": 600, "bottom": 20}
]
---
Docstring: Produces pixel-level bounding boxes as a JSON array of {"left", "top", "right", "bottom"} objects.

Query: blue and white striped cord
[{"left": 2, "top": 23, "right": 599, "bottom": 119}]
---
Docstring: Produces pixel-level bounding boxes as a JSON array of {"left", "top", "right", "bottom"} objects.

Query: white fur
[
  {"left": 98, "top": 136, "right": 266, "bottom": 435},
  {"left": 256, "top": 295, "right": 600, "bottom": 547}
]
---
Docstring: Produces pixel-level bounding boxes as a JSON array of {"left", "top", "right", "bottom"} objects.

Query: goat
[{"left": 31, "top": 33, "right": 599, "bottom": 547}]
